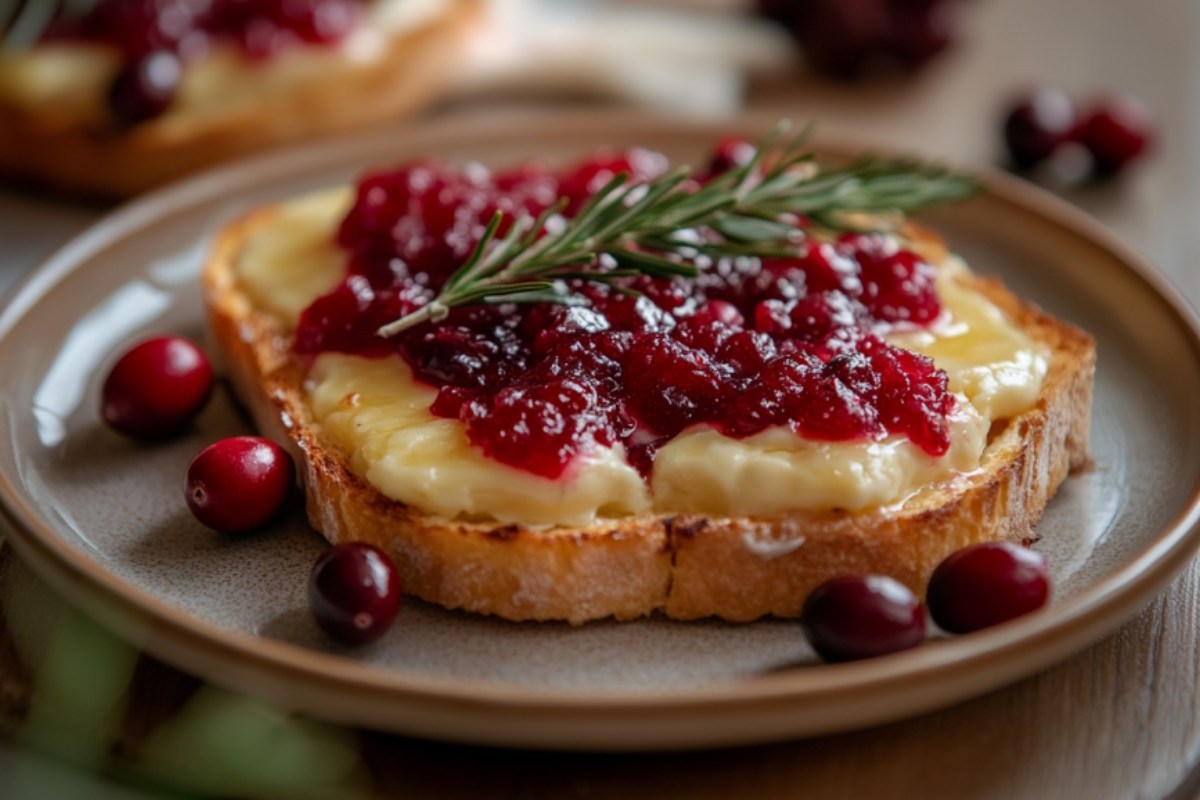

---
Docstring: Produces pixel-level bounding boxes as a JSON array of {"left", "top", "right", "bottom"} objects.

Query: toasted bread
[
  {"left": 202, "top": 203, "right": 1095, "bottom": 625},
  {"left": 0, "top": 1, "right": 479, "bottom": 199}
]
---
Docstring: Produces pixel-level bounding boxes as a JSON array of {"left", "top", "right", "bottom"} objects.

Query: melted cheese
[
  {"left": 235, "top": 188, "right": 1048, "bottom": 526},
  {"left": 308, "top": 355, "right": 652, "bottom": 527},
  {"left": 0, "top": 0, "right": 449, "bottom": 126}
]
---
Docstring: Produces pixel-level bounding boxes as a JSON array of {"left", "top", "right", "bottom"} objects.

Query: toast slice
[
  {"left": 203, "top": 204, "right": 1095, "bottom": 625},
  {"left": 0, "top": 1, "right": 479, "bottom": 199}
]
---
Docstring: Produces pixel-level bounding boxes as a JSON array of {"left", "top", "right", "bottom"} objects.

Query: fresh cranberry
[
  {"left": 108, "top": 50, "right": 182, "bottom": 126},
  {"left": 802, "top": 575, "right": 926, "bottom": 662},
  {"left": 1002, "top": 88, "right": 1078, "bottom": 169},
  {"left": 927, "top": 542, "right": 1051, "bottom": 633},
  {"left": 309, "top": 542, "right": 402, "bottom": 646},
  {"left": 101, "top": 335, "right": 213, "bottom": 439},
  {"left": 1080, "top": 95, "right": 1155, "bottom": 174},
  {"left": 757, "top": 0, "right": 960, "bottom": 77},
  {"left": 706, "top": 136, "right": 756, "bottom": 177},
  {"left": 185, "top": 436, "right": 294, "bottom": 533},
  {"left": 799, "top": 0, "right": 890, "bottom": 77},
  {"left": 884, "top": 0, "right": 959, "bottom": 68}
]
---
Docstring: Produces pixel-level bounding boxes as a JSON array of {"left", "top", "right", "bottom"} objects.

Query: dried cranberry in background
[
  {"left": 999, "top": 88, "right": 1155, "bottom": 180},
  {"left": 1080, "top": 94, "right": 1156, "bottom": 175},
  {"left": 1001, "top": 88, "right": 1078, "bottom": 170}
]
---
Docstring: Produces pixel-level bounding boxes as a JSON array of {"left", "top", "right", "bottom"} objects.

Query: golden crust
[
  {"left": 203, "top": 207, "right": 1095, "bottom": 625},
  {"left": 0, "top": 1, "right": 479, "bottom": 199}
]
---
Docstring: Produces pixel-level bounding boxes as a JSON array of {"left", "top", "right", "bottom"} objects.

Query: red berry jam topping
[
  {"left": 293, "top": 143, "right": 956, "bottom": 480},
  {"left": 102, "top": 335, "right": 213, "bottom": 439},
  {"left": 927, "top": 542, "right": 1051, "bottom": 633},
  {"left": 801, "top": 574, "right": 926, "bottom": 662}
]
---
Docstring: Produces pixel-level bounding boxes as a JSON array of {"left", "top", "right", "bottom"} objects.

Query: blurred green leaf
[{"left": 130, "top": 687, "right": 369, "bottom": 799}]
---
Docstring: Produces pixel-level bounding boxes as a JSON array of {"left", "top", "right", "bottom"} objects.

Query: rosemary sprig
[{"left": 376, "top": 123, "right": 979, "bottom": 338}]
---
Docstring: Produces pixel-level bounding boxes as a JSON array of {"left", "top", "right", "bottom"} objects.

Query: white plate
[{"left": 1, "top": 111, "right": 1198, "bottom": 750}]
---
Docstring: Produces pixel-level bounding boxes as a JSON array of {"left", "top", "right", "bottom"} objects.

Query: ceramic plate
[{"left": 2, "top": 112, "right": 1199, "bottom": 751}]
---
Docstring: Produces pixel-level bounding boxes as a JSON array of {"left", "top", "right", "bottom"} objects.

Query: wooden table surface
[{"left": 1, "top": 0, "right": 1199, "bottom": 798}]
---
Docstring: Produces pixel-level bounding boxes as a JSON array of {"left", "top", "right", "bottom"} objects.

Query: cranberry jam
[
  {"left": 47, "top": 0, "right": 362, "bottom": 62},
  {"left": 293, "top": 143, "right": 955, "bottom": 480}
]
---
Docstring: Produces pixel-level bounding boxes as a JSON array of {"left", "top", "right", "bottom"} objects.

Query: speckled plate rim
[{"left": 2, "top": 110, "right": 1200, "bottom": 751}]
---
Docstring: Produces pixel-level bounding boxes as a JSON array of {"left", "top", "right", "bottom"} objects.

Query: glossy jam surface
[
  {"left": 47, "top": 0, "right": 363, "bottom": 61},
  {"left": 293, "top": 147, "right": 955, "bottom": 479}
]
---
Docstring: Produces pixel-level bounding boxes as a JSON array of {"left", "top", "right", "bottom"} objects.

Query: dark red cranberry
[
  {"left": 798, "top": 0, "right": 890, "bottom": 77},
  {"left": 101, "top": 335, "right": 213, "bottom": 439},
  {"left": 927, "top": 542, "right": 1051, "bottom": 633},
  {"left": 707, "top": 136, "right": 756, "bottom": 176},
  {"left": 802, "top": 575, "right": 926, "bottom": 662},
  {"left": 1080, "top": 95, "right": 1155, "bottom": 174},
  {"left": 309, "top": 542, "right": 402, "bottom": 646},
  {"left": 1002, "top": 88, "right": 1078, "bottom": 169},
  {"left": 108, "top": 50, "right": 182, "bottom": 126},
  {"left": 185, "top": 436, "right": 294, "bottom": 533},
  {"left": 758, "top": 0, "right": 960, "bottom": 77},
  {"left": 884, "top": 0, "right": 959, "bottom": 68}
]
